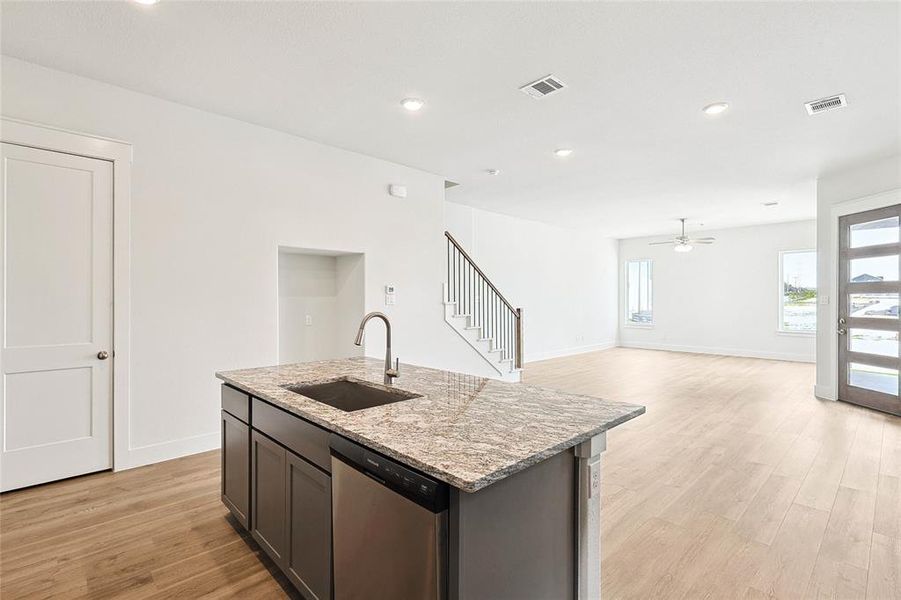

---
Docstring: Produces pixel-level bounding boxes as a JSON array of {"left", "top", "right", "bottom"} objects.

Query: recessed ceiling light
[
  {"left": 401, "top": 98, "right": 424, "bottom": 112},
  {"left": 763, "top": 201, "right": 779, "bottom": 207},
  {"left": 554, "top": 148, "right": 573, "bottom": 157},
  {"left": 486, "top": 169, "right": 501, "bottom": 176},
  {"left": 702, "top": 102, "right": 729, "bottom": 116},
  {"left": 133, "top": 0, "right": 160, "bottom": 5}
]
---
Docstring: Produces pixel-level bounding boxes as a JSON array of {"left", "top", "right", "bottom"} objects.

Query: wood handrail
[{"left": 444, "top": 231, "right": 518, "bottom": 314}]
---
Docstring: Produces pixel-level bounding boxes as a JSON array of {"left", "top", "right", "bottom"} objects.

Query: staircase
[{"left": 443, "top": 231, "right": 523, "bottom": 382}]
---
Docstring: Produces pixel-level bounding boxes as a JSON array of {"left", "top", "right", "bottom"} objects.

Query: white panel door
[{"left": 0, "top": 143, "right": 113, "bottom": 491}]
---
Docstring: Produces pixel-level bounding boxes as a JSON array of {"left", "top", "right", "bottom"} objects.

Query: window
[
  {"left": 779, "top": 250, "right": 817, "bottom": 333},
  {"left": 625, "top": 259, "right": 653, "bottom": 326}
]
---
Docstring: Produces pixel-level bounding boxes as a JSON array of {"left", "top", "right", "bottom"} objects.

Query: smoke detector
[
  {"left": 804, "top": 94, "right": 847, "bottom": 115},
  {"left": 519, "top": 75, "right": 567, "bottom": 99}
]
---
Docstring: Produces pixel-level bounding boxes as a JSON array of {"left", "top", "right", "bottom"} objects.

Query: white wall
[
  {"left": 815, "top": 155, "right": 901, "bottom": 399},
  {"left": 1, "top": 56, "right": 495, "bottom": 470},
  {"left": 335, "top": 253, "right": 367, "bottom": 359},
  {"left": 444, "top": 202, "right": 619, "bottom": 362},
  {"left": 618, "top": 220, "right": 818, "bottom": 362},
  {"left": 278, "top": 252, "right": 364, "bottom": 363}
]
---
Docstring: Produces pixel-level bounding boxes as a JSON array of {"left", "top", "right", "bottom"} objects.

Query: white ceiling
[{"left": 2, "top": 1, "right": 898, "bottom": 238}]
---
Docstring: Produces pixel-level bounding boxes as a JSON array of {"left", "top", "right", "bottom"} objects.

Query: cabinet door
[
  {"left": 221, "top": 411, "right": 250, "bottom": 528},
  {"left": 251, "top": 431, "right": 287, "bottom": 566},
  {"left": 286, "top": 453, "right": 332, "bottom": 600}
]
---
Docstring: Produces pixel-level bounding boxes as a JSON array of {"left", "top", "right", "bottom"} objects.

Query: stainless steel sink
[{"left": 283, "top": 378, "right": 421, "bottom": 412}]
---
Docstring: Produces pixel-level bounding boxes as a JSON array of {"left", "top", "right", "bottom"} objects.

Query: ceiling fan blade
[
  {"left": 692, "top": 240, "right": 715, "bottom": 245},
  {"left": 691, "top": 237, "right": 717, "bottom": 241},
  {"left": 648, "top": 240, "right": 676, "bottom": 245}
]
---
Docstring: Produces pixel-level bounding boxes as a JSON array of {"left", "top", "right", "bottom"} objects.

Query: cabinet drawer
[
  {"left": 252, "top": 398, "right": 331, "bottom": 473},
  {"left": 221, "top": 384, "right": 250, "bottom": 423}
]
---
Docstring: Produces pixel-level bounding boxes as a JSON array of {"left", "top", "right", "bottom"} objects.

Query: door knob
[{"left": 97, "top": 350, "right": 110, "bottom": 360}]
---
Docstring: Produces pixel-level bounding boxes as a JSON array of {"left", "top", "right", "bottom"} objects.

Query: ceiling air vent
[
  {"left": 519, "top": 75, "right": 567, "bottom": 99},
  {"left": 804, "top": 94, "right": 847, "bottom": 115}
]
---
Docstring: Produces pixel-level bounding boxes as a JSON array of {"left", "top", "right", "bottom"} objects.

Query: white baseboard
[
  {"left": 814, "top": 384, "right": 837, "bottom": 401},
  {"left": 115, "top": 431, "right": 220, "bottom": 471},
  {"left": 525, "top": 341, "right": 617, "bottom": 364},
  {"left": 617, "top": 341, "right": 815, "bottom": 364}
]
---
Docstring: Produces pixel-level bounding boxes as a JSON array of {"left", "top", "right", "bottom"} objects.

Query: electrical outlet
[
  {"left": 305, "top": 315, "right": 313, "bottom": 326},
  {"left": 589, "top": 461, "right": 600, "bottom": 498}
]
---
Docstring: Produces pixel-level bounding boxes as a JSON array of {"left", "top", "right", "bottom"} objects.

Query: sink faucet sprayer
[{"left": 353, "top": 312, "right": 400, "bottom": 385}]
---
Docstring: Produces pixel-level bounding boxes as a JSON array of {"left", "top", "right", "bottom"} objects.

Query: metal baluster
[
  {"left": 507, "top": 312, "right": 515, "bottom": 359},
  {"left": 502, "top": 309, "right": 506, "bottom": 360},
  {"left": 468, "top": 260, "right": 472, "bottom": 317},
  {"left": 453, "top": 246, "right": 457, "bottom": 307},
  {"left": 507, "top": 312, "right": 516, "bottom": 360},
  {"left": 481, "top": 279, "right": 485, "bottom": 331},
  {"left": 508, "top": 310, "right": 512, "bottom": 364},
  {"left": 477, "top": 276, "right": 481, "bottom": 330},
  {"left": 454, "top": 248, "right": 463, "bottom": 315},
  {"left": 456, "top": 247, "right": 460, "bottom": 306},
  {"left": 465, "top": 259, "right": 469, "bottom": 316},
  {"left": 464, "top": 258, "right": 468, "bottom": 316}
]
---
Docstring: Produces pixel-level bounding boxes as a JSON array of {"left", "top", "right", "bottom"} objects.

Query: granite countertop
[{"left": 216, "top": 357, "right": 645, "bottom": 492}]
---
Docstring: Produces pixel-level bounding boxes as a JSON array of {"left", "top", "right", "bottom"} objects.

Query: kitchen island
[{"left": 216, "top": 357, "right": 644, "bottom": 600}]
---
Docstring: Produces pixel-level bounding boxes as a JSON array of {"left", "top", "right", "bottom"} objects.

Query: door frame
[
  {"left": 826, "top": 187, "right": 901, "bottom": 400},
  {"left": 1, "top": 116, "right": 132, "bottom": 471}
]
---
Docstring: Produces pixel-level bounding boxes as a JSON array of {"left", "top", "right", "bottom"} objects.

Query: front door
[
  {"left": 838, "top": 204, "right": 901, "bottom": 416},
  {"left": 0, "top": 143, "right": 113, "bottom": 491}
]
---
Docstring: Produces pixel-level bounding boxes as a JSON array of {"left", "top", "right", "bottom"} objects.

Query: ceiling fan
[{"left": 649, "top": 218, "right": 715, "bottom": 253}]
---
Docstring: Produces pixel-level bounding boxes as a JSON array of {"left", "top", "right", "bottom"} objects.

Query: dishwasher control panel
[
  {"left": 330, "top": 434, "right": 449, "bottom": 513},
  {"left": 363, "top": 450, "right": 439, "bottom": 499}
]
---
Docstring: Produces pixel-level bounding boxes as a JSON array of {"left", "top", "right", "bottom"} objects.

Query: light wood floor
[
  {"left": 526, "top": 348, "right": 901, "bottom": 600},
  {"left": 2, "top": 348, "right": 899, "bottom": 599}
]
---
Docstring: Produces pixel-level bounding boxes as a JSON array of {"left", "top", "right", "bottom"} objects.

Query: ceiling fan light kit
[{"left": 649, "top": 218, "right": 716, "bottom": 253}]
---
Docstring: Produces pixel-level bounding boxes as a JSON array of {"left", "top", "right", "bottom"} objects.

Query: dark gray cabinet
[
  {"left": 221, "top": 384, "right": 250, "bottom": 422},
  {"left": 251, "top": 431, "right": 287, "bottom": 566},
  {"left": 286, "top": 453, "right": 332, "bottom": 600},
  {"left": 220, "top": 410, "right": 250, "bottom": 528},
  {"left": 225, "top": 393, "right": 333, "bottom": 599},
  {"left": 249, "top": 427, "right": 332, "bottom": 599},
  {"left": 252, "top": 398, "right": 330, "bottom": 472}
]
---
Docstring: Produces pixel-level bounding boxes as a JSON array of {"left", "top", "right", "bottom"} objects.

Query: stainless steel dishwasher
[{"left": 329, "top": 435, "right": 448, "bottom": 600}]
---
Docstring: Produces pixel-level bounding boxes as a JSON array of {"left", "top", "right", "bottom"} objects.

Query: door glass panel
[
  {"left": 849, "top": 293, "right": 900, "bottom": 318},
  {"left": 850, "top": 216, "right": 899, "bottom": 248},
  {"left": 849, "top": 363, "right": 899, "bottom": 395},
  {"left": 850, "top": 255, "right": 898, "bottom": 283},
  {"left": 849, "top": 329, "right": 899, "bottom": 357}
]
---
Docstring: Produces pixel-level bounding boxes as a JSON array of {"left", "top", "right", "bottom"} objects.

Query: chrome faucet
[{"left": 353, "top": 312, "right": 400, "bottom": 385}]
